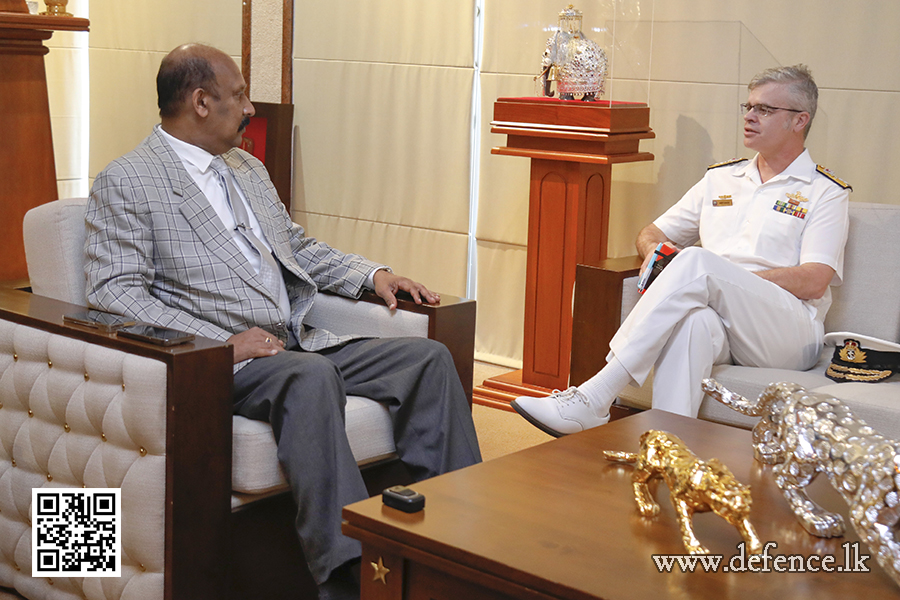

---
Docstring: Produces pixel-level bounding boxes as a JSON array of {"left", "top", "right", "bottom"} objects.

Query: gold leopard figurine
[
  {"left": 605, "top": 429, "right": 761, "bottom": 555},
  {"left": 702, "top": 379, "right": 900, "bottom": 588}
]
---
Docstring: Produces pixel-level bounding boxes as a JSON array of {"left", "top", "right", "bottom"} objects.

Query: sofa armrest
[
  {"left": 570, "top": 257, "right": 642, "bottom": 387},
  {"left": 0, "top": 288, "right": 234, "bottom": 600},
  {"left": 306, "top": 290, "right": 476, "bottom": 405}
]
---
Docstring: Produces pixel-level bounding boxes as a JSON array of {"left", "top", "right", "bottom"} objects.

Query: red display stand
[
  {"left": 475, "top": 97, "right": 654, "bottom": 410},
  {"left": 0, "top": 0, "right": 89, "bottom": 284}
]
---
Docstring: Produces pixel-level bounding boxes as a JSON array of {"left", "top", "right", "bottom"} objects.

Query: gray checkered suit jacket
[{"left": 86, "top": 125, "right": 383, "bottom": 360}]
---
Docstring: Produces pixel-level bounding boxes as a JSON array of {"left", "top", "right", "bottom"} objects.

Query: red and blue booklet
[{"left": 637, "top": 243, "right": 679, "bottom": 294}]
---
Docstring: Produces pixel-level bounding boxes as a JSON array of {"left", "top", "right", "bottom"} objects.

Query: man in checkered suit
[{"left": 86, "top": 43, "right": 480, "bottom": 598}]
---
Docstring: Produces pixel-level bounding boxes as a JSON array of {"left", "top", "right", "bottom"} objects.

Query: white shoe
[{"left": 511, "top": 387, "right": 610, "bottom": 437}]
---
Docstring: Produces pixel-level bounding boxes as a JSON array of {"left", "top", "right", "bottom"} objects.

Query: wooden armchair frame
[{"left": 570, "top": 258, "right": 642, "bottom": 420}]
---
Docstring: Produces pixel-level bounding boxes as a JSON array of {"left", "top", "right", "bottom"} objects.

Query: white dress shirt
[
  {"left": 654, "top": 149, "right": 850, "bottom": 322},
  {"left": 159, "top": 128, "right": 293, "bottom": 320}
]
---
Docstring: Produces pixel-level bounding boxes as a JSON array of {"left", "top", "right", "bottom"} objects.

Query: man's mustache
[{"left": 239, "top": 116, "right": 251, "bottom": 131}]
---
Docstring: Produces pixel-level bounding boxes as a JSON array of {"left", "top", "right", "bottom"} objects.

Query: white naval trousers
[{"left": 607, "top": 247, "right": 824, "bottom": 417}]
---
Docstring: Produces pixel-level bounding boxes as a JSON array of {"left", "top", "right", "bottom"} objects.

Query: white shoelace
[{"left": 550, "top": 387, "right": 590, "bottom": 407}]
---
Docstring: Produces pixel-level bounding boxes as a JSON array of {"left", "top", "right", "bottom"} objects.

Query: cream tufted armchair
[{"left": 0, "top": 197, "right": 476, "bottom": 600}]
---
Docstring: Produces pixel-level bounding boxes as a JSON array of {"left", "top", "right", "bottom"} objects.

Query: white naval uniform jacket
[
  {"left": 654, "top": 149, "right": 851, "bottom": 323},
  {"left": 86, "top": 125, "right": 384, "bottom": 365}
]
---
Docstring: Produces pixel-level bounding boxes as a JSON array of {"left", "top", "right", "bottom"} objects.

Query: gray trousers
[{"left": 232, "top": 336, "right": 481, "bottom": 584}]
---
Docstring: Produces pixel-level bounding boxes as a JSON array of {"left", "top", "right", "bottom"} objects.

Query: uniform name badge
[{"left": 712, "top": 195, "right": 733, "bottom": 207}]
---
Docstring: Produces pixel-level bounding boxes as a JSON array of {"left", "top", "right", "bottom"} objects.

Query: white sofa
[
  {"left": 2, "top": 197, "right": 476, "bottom": 600},
  {"left": 571, "top": 201, "right": 900, "bottom": 438}
]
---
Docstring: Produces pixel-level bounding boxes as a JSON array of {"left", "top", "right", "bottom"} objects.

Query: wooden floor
[{"left": 471, "top": 361, "right": 555, "bottom": 461}]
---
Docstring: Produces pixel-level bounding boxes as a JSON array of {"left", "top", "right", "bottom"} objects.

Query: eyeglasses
[{"left": 740, "top": 103, "right": 804, "bottom": 118}]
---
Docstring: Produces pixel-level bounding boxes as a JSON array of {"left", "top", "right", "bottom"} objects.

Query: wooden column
[
  {"left": 475, "top": 97, "right": 653, "bottom": 410},
  {"left": 524, "top": 159, "right": 611, "bottom": 389},
  {"left": 0, "top": 1, "right": 88, "bottom": 284}
]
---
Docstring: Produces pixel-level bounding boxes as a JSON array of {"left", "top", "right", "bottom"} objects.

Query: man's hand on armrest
[
  {"left": 228, "top": 327, "right": 285, "bottom": 364},
  {"left": 373, "top": 269, "right": 440, "bottom": 310}
]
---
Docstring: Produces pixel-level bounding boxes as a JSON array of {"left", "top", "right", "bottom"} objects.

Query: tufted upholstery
[
  {"left": 0, "top": 289, "right": 236, "bottom": 600},
  {"left": 0, "top": 320, "right": 167, "bottom": 599}
]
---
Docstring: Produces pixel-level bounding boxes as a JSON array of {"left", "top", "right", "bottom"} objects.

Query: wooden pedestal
[
  {"left": 475, "top": 97, "right": 653, "bottom": 409},
  {"left": 0, "top": 2, "right": 88, "bottom": 283}
]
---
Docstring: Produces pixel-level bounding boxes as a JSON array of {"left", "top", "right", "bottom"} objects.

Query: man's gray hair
[{"left": 749, "top": 64, "right": 818, "bottom": 138}]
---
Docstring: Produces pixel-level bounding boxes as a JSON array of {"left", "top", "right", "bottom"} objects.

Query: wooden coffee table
[{"left": 342, "top": 410, "right": 897, "bottom": 599}]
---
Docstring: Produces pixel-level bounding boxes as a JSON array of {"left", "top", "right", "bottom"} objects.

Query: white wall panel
[
  {"left": 87, "top": 0, "right": 239, "bottom": 177},
  {"left": 292, "top": 60, "right": 472, "bottom": 234},
  {"left": 88, "top": 49, "right": 243, "bottom": 178},
  {"left": 607, "top": 13, "right": 652, "bottom": 88},
  {"left": 88, "top": 0, "right": 240, "bottom": 54},
  {"left": 294, "top": 0, "right": 475, "bottom": 67},
  {"left": 648, "top": 22, "right": 741, "bottom": 84},
  {"left": 806, "top": 89, "right": 900, "bottom": 202},
  {"left": 88, "top": 49, "right": 165, "bottom": 176},
  {"left": 476, "top": 73, "right": 531, "bottom": 246},
  {"left": 474, "top": 240, "right": 526, "bottom": 367},
  {"left": 651, "top": 2, "right": 900, "bottom": 92},
  {"left": 296, "top": 213, "right": 469, "bottom": 298},
  {"left": 607, "top": 161, "right": 655, "bottom": 259},
  {"left": 57, "top": 180, "right": 85, "bottom": 200},
  {"left": 45, "top": 45, "right": 88, "bottom": 194},
  {"left": 49, "top": 116, "right": 82, "bottom": 181},
  {"left": 45, "top": 48, "right": 85, "bottom": 119},
  {"left": 741, "top": 6, "right": 900, "bottom": 92},
  {"left": 44, "top": 0, "right": 87, "bottom": 195}
]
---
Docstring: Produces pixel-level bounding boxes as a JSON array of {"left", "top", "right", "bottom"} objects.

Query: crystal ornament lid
[{"left": 558, "top": 4, "right": 583, "bottom": 35}]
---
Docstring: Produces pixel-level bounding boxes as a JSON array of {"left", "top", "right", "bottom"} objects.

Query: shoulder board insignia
[
  {"left": 707, "top": 158, "right": 749, "bottom": 170},
  {"left": 816, "top": 165, "right": 852, "bottom": 190}
]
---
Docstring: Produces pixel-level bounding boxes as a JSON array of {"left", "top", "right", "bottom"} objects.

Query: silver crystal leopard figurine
[{"left": 702, "top": 378, "right": 900, "bottom": 586}]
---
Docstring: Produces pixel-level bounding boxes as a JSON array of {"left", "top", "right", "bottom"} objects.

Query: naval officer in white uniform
[{"left": 512, "top": 64, "right": 851, "bottom": 436}]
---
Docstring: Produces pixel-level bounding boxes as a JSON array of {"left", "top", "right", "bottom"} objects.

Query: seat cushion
[
  {"left": 231, "top": 395, "right": 395, "bottom": 494},
  {"left": 619, "top": 351, "right": 837, "bottom": 425},
  {"left": 618, "top": 346, "right": 900, "bottom": 439}
]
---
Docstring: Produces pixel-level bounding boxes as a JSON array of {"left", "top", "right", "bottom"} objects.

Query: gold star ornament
[{"left": 371, "top": 556, "right": 390, "bottom": 585}]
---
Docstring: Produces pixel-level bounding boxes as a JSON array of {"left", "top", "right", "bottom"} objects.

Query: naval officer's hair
[{"left": 749, "top": 64, "right": 818, "bottom": 139}]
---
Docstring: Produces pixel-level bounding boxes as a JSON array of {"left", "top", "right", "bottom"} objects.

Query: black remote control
[{"left": 382, "top": 485, "right": 425, "bottom": 513}]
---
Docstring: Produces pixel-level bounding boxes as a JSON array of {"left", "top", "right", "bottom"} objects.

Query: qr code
[{"left": 32, "top": 488, "right": 121, "bottom": 577}]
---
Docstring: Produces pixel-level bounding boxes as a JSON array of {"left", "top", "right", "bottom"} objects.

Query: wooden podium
[
  {"left": 0, "top": 0, "right": 89, "bottom": 284},
  {"left": 475, "top": 97, "right": 654, "bottom": 410}
]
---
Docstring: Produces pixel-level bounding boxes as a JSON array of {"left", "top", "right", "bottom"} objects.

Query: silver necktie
[{"left": 209, "top": 156, "right": 283, "bottom": 297}]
